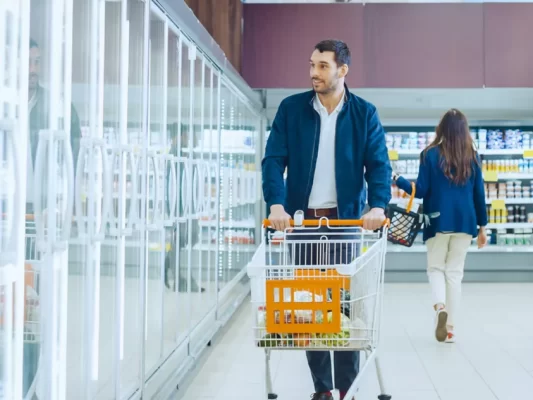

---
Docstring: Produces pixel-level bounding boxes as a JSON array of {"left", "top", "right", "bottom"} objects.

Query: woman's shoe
[
  {"left": 445, "top": 331, "right": 456, "bottom": 343},
  {"left": 435, "top": 308, "right": 448, "bottom": 342}
]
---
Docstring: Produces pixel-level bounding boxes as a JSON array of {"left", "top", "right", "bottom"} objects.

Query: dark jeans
[{"left": 287, "top": 224, "right": 360, "bottom": 393}]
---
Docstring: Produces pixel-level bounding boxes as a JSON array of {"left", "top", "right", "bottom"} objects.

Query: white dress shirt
[{"left": 307, "top": 91, "right": 345, "bottom": 209}]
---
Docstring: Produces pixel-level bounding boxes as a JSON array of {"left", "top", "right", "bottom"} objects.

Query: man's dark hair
[
  {"left": 314, "top": 39, "right": 351, "bottom": 67},
  {"left": 30, "top": 38, "right": 39, "bottom": 48}
]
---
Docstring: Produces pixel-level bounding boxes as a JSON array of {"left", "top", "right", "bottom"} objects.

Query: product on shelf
[
  {"left": 387, "top": 129, "right": 533, "bottom": 152},
  {"left": 487, "top": 204, "right": 528, "bottom": 224},
  {"left": 391, "top": 160, "right": 420, "bottom": 175},
  {"left": 223, "top": 229, "right": 255, "bottom": 245},
  {"left": 482, "top": 159, "right": 533, "bottom": 173},
  {"left": 386, "top": 132, "right": 436, "bottom": 150},
  {"left": 472, "top": 129, "right": 532, "bottom": 150},
  {"left": 485, "top": 181, "right": 532, "bottom": 199},
  {"left": 483, "top": 228, "right": 533, "bottom": 246}
]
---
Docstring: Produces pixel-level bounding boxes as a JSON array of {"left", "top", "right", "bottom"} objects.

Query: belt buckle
[{"left": 312, "top": 208, "right": 332, "bottom": 218}]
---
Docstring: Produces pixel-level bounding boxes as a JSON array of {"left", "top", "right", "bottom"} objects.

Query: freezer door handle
[
  {"left": 60, "top": 130, "right": 75, "bottom": 247},
  {"left": 0, "top": 119, "right": 20, "bottom": 266},
  {"left": 167, "top": 155, "right": 177, "bottom": 225}
]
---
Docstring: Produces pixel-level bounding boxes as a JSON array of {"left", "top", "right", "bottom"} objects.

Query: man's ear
[{"left": 339, "top": 64, "right": 349, "bottom": 79}]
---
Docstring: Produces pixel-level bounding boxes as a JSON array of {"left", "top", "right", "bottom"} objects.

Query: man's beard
[{"left": 314, "top": 81, "right": 338, "bottom": 95}]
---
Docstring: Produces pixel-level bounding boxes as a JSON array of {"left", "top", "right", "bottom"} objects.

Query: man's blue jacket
[{"left": 262, "top": 85, "right": 392, "bottom": 219}]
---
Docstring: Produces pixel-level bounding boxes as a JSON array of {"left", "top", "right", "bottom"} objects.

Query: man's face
[
  {"left": 309, "top": 49, "right": 346, "bottom": 94},
  {"left": 29, "top": 46, "right": 40, "bottom": 90}
]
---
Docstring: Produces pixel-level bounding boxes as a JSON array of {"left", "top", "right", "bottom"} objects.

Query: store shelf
[
  {"left": 486, "top": 198, "right": 533, "bottom": 204},
  {"left": 486, "top": 223, "right": 533, "bottom": 229},
  {"left": 182, "top": 147, "right": 256, "bottom": 155},
  {"left": 399, "top": 173, "right": 533, "bottom": 180},
  {"left": 390, "top": 149, "right": 530, "bottom": 157},
  {"left": 480, "top": 149, "right": 528, "bottom": 156},
  {"left": 193, "top": 243, "right": 257, "bottom": 253},
  {"left": 198, "top": 220, "right": 256, "bottom": 229},
  {"left": 495, "top": 173, "right": 533, "bottom": 180},
  {"left": 388, "top": 244, "right": 533, "bottom": 253},
  {"left": 391, "top": 198, "right": 533, "bottom": 205}
]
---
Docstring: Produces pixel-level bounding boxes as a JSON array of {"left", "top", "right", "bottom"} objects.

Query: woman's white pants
[{"left": 426, "top": 233, "right": 472, "bottom": 327}]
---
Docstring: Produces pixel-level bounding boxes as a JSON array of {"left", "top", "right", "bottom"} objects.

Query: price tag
[
  {"left": 523, "top": 149, "right": 533, "bottom": 159},
  {"left": 491, "top": 199, "right": 506, "bottom": 210},
  {"left": 483, "top": 171, "right": 498, "bottom": 182},
  {"left": 388, "top": 150, "right": 399, "bottom": 161}
]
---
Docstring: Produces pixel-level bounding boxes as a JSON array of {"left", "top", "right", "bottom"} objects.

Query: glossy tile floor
[{"left": 177, "top": 283, "right": 533, "bottom": 400}]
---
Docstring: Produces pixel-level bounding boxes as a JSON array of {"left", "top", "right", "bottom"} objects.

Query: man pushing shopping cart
[{"left": 259, "top": 39, "right": 393, "bottom": 400}]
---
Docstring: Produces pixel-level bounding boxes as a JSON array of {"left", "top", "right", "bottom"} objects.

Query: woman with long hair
[{"left": 392, "top": 108, "right": 488, "bottom": 343}]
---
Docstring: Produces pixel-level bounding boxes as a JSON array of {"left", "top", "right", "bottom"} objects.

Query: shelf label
[
  {"left": 523, "top": 149, "right": 533, "bottom": 159},
  {"left": 483, "top": 171, "right": 498, "bottom": 182},
  {"left": 491, "top": 199, "right": 506, "bottom": 210},
  {"left": 388, "top": 150, "right": 399, "bottom": 161}
]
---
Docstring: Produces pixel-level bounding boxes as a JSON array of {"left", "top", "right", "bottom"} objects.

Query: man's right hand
[{"left": 268, "top": 204, "right": 291, "bottom": 232}]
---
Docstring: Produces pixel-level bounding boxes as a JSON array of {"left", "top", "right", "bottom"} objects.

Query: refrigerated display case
[
  {"left": 0, "top": 2, "right": 30, "bottom": 399},
  {"left": 2, "top": 0, "right": 266, "bottom": 398}
]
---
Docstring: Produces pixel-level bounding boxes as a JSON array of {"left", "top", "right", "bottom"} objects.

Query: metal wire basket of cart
[
  {"left": 247, "top": 211, "right": 392, "bottom": 400},
  {"left": 386, "top": 182, "right": 424, "bottom": 247}
]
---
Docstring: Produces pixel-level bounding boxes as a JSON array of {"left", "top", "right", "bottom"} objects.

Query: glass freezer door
[
  {"left": 0, "top": 1, "right": 30, "bottom": 399},
  {"left": 27, "top": 0, "right": 76, "bottom": 399}
]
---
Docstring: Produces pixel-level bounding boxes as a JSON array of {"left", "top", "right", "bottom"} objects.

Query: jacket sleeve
[
  {"left": 396, "top": 151, "right": 431, "bottom": 199},
  {"left": 363, "top": 106, "right": 392, "bottom": 209},
  {"left": 261, "top": 100, "right": 288, "bottom": 211},
  {"left": 473, "top": 154, "right": 488, "bottom": 227}
]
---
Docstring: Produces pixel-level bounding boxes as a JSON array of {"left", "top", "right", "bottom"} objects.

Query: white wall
[{"left": 264, "top": 88, "right": 533, "bottom": 126}]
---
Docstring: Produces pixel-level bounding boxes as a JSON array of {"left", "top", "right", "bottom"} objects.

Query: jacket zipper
[
  {"left": 335, "top": 104, "right": 348, "bottom": 219},
  {"left": 304, "top": 110, "right": 320, "bottom": 211}
]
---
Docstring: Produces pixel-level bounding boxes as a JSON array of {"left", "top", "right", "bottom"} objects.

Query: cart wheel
[
  {"left": 268, "top": 394, "right": 278, "bottom": 399},
  {"left": 378, "top": 395, "right": 391, "bottom": 400}
]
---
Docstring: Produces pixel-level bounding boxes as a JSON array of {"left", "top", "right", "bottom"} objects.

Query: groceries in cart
[{"left": 254, "top": 284, "right": 371, "bottom": 350}]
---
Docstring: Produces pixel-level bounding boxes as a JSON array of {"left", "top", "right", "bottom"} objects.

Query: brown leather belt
[{"left": 305, "top": 207, "right": 338, "bottom": 218}]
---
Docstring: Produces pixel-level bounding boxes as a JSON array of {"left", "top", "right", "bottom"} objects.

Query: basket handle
[
  {"left": 262, "top": 218, "right": 390, "bottom": 228},
  {"left": 403, "top": 182, "right": 416, "bottom": 213}
]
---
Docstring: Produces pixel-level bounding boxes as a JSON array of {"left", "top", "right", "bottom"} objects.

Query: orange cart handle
[
  {"left": 401, "top": 182, "right": 416, "bottom": 213},
  {"left": 262, "top": 218, "right": 390, "bottom": 228}
]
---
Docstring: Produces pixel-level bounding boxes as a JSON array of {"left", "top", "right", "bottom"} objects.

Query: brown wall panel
[
  {"left": 185, "top": 0, "right": 242, "bottom": 72},
  {"left": 484, "top": 3, "right": 533, "bottom": 87},
  {"left": 363, "top": 4, "right": 484, "bottom": 88},
  {"left": 242, "top": 4, "right": 364, "bottom": 89}
]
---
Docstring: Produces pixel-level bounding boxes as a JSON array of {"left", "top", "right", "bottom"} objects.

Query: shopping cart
[{"left": 247, "top": 211, "right": 391, "bottom": 400}]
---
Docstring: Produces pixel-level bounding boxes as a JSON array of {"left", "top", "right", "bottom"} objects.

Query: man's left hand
[{"left": 362, "top": 207, "right": 386, "bottom": 231}]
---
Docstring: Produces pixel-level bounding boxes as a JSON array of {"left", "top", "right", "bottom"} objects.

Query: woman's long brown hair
[{"left": 424, "top": 108, "right": 478, "bottom": 185}]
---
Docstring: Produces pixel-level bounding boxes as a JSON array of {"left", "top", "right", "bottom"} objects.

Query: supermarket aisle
[{"left": 177, "top": 283, "right": 533, "bottom": 400}]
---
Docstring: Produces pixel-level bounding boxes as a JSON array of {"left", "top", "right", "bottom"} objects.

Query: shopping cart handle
[{"left": 262, "top": 218, "right": 390, "bottom": 228}]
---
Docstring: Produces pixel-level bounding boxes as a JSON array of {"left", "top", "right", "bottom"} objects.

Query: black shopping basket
[{"left": 387, "top": 182, "right": 423, "bottom": 247}]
